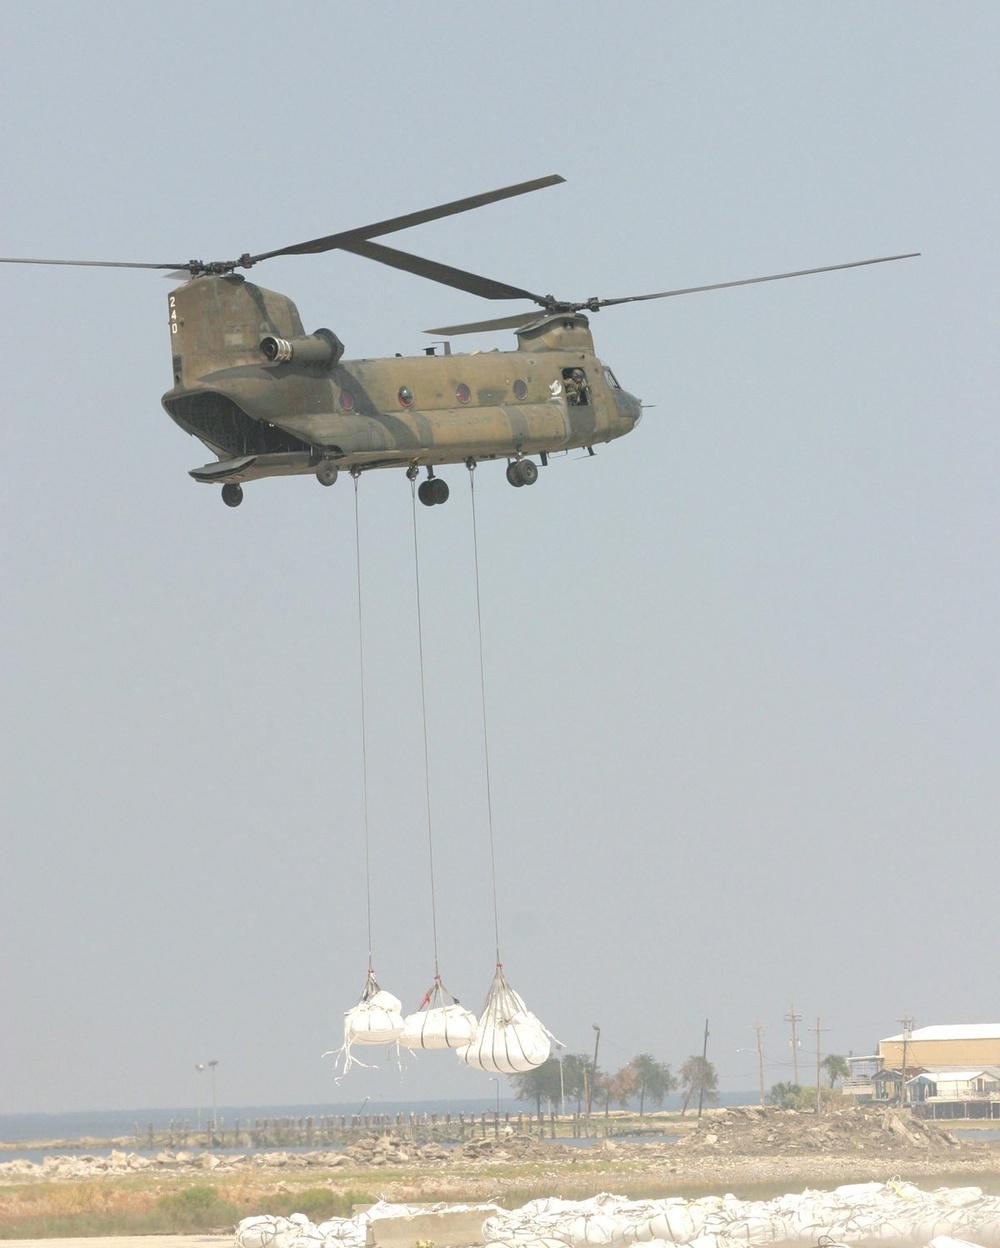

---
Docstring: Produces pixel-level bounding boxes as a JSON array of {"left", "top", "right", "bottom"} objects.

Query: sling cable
[
  {"left": 326, "top": 471, "right": 404, "bottom": 1076},
  {"left": 398, "top": 474, "right": 477, "bottom": 1050},
  {"left": 456, "top": 459, "right": 555, "bottom": 1074}
]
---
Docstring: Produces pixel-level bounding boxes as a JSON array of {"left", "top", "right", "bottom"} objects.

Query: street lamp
[{"left": 195, "top": 1063, "right": 205, "bottom": 1130}]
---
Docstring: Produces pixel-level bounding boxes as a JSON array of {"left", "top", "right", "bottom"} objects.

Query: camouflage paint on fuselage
[{"left": 161, "top": 275, "right": 641, "bottom": 484}]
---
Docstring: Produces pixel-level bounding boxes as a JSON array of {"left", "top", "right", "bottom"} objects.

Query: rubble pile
[
  {"left": 461, "top": 1134, "right": 573, "bottom": 1163},
  {"left": 341, "top": 1130, "right": 572, "bottom": 1169},
  {"left": 345, "top": 1135, "right": 451, "bottom": 1167},
  {"left": 0, "top": 1148, "right": 352, "bottom": 1181},
  {"left": 673, "top": 1104, "right": 967, "bottom": 1158}
]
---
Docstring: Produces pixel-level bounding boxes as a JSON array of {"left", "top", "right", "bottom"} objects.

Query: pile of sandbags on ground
[
  {"left": 480, "top": 1183, "right": 1000, "bottom": 1248},
  {"left": 236, "top": 1199, "right": 502, "bottom": 1248}
]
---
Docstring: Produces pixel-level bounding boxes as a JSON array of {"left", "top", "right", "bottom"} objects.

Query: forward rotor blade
[
  {"left": 248, "top": 174, "right": 565, "bottom": 264},
  {"left": 341, "top": 238, "right": 549, "bottom": 303},
  {"left": 591, "top": 253, "right": 921, "bottom": 310},
  {"left": 424, "top": 310, "right": 547, "bottom": 336},
  {"left": 0, "top": 257, "right": 187, "bottom": 270}
]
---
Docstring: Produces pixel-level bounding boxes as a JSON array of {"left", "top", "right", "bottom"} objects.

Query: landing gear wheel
[
  {"left": 221, "top": 483, "right": 243, "bottom": 508},
  {"left": 316, "top": 461, "right": 339, "bottom": 486},
  {"left": 418, "top": 477, "right": 450, "bottom": 506},
  {"left": 508, "top": 459, "right": 538, "bottom": 487}
]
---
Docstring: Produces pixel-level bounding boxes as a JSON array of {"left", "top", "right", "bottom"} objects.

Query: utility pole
[
  {"left": 697, "top": 1018, "right": 710, "bottom": 1119},
  {"left": 898, "top": 1016, "right": 915, "bottom": 1106},
  {"left": 753, "top": 1021, "right": 766, "bottom": 1106},
  {"left": 556, "top": 1045, "right": 566, "bottom": 1118},
  {"left": 784, "top": 1005, "right": 803, "bottom": 1084},
  {"left": 812, "top": 1018, "right": 829, "bottom": 1114},
  {"left": 587, "top": 1024, "right": 601, "bottom": 1124}
]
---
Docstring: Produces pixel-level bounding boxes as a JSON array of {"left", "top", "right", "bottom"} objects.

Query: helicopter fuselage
[{"left": 161, "top": 274, "right": 642, "bottom": 494}]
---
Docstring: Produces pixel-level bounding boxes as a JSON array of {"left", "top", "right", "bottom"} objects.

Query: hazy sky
[{"left": 2, "top": 3, "right": 996, "bottom": 1116}]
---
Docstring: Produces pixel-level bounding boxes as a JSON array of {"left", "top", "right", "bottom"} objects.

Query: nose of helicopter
[{"left": 623, "top": 390, "right": 643, "bottom": 425}]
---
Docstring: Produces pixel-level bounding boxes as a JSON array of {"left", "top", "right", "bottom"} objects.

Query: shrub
[{"left": 154, "top": 1185, "right": 241, "bottom": 1231}]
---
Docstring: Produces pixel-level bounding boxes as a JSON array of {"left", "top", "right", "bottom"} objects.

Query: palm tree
[
  {"left": 628, "top": 1054, "right": 677, "bottom": 1115},
  {"left": 822, "top": 1054, "right": 850, "bottom": 1088},
  {"left": 679, "top": 1055, "right": 718, "bottom": 1114}
]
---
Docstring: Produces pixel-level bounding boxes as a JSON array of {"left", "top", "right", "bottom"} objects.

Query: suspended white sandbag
[
  {"left": 401, "top": 975, "right": 479, "bottom": 1050},
  {"left": 456, "top": 964, "right": 552, "bottom": 1073},
  {"left": 401, "top": 1002, "right": 479, "bottom": 1049},
  {"left": 346, "top": 986, "right": 404, "bottom": 1045},
  {"left": 323, "top": 969, "right": 404, "bottom": 1077}
]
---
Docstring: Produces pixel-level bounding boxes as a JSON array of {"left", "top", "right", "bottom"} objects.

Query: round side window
[
  {"left": 456, "top": 383, "right": 471, "bottom": 404},
  {"left": 513, "top": 379, "right": 528, "bottom": 400},
  {"left": 398, "top": 386, "right": 414, "bottom": 408}
]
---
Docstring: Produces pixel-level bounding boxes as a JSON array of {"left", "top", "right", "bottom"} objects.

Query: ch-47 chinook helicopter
[{"left": 2, "top": 175, "right": 917, "bottom": 507}]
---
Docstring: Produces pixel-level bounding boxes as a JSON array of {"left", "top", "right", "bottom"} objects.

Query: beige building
[{"left": 880, "top": 1024, "right": 1000, "bottom": 1070}]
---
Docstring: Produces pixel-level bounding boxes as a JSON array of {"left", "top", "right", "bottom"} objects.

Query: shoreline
[
  {"left": 4, "top": 1135, "right": 1000, "bottom": 1194},
  {"left": 3, "top": 1107, "right": 1000, "bottom": 1239}
]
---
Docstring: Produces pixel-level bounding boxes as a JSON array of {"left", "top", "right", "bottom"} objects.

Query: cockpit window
[{"left": 603, "top": 366, "right": 621, "bottom": 389}]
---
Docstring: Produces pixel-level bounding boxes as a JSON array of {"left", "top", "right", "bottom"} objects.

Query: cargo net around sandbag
[
  {"left": 400, "top": 974, "right": 479, "bottom": 1051},
  {"left": 456, "top": 964, "right": 553, "bottom": 1073},
  {"left": 323, "top": 969, "right": 404, "bottom": 1078}
]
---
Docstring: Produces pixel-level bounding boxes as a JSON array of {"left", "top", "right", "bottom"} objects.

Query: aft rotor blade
[
  {"left": 341, "top": 238, "right": 549, "bottom": 303},
  {"left": 0, "top": 257, "right": 187, "bottom": 270},
  {"left": 592, "top": 253, "right": 921, "bottom": 309},
  {"left": 424, "top": 309, "right": 547, "bottom": 336},
  {"left": 248, "top": 174, "right": 566, "bottom": 264}
]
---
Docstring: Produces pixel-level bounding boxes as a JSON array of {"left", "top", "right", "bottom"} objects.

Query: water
[
  {"left": 0, "top": 1098, "right": 692, "bottom": 1163},
  {"left": 0, "top": 1100, "right": 505, "bottom": 1145},
  {"left": 0, "top": 1090, "right": 753, "bottom": 1146},
  {"left": 0, "top": 1099, "right": 597, "bottom": 1161}
]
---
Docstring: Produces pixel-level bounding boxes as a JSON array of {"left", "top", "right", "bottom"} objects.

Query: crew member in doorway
[{"left": 563, "top": 368, "right": 589, "bottom": 405}]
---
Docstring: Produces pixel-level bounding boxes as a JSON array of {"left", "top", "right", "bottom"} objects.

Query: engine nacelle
[{"left": 260, "top": 327, "right": 344, "bottom": 368}]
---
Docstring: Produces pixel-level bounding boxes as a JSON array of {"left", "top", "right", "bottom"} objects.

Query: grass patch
[
  {"left": 263, "top": 1189, "right": 377, "bottom": 1221},
  {"left": 154, "top": 1184, "right": 242, "bottom": 1230},
  {"left": 0, "top": 1182, "right": 241, "bottom": 1239}
]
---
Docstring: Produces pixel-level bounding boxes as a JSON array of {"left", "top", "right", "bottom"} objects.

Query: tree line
[
  {"left": 508, "top": 1050, "right": 853, "bottom": 1116},
  {"left": 508, "top": 1052, "right": 718, "bottom": 1117}
]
